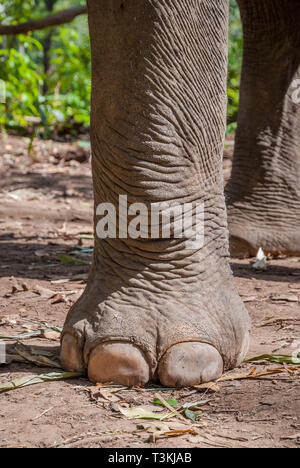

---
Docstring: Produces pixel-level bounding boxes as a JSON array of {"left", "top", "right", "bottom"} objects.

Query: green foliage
[
  {"left": 0, "top": 0, "right": 90, "bottom": 134},
  {"left": 0, "top": 0, "right": 243, "bottom": 136},
  {"left": 48, "top": 23, "right": 91, "bottom": 126},
  {"left": 228, "top": 0, "right": 243, "bottom": 127},
  {"left": 0, "top": 35, "right": 43, "bottom": 128}
]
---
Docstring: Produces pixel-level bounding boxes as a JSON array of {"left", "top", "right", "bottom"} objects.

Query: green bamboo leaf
[
  {"left": 0, "top": 330, "right": 44, "bottom": 340},
  {"left": 245, "top": 354, "right": 300, "bottom": 365},
  {"left": 0, "top": 372, "right": 84, "bottom": 393},
  {"left": 184, "top": 409, "right": 198, "bottom": 422},
  {"left": 153, "top": 397, "right": 180, "bottom": 407},
  {"left": 0, "top": 323, "right": 62, "bottom": 341},
  {"left": 56, "top": 254, "right": 90, "bottom": 266}
]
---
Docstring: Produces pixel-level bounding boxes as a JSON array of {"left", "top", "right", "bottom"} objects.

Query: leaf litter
[
  {"left": 245, "top": 353, "right": 300, "bottom": 365},
  {"left": 194, "top": 365, "right": 300, "bottom": 392},
  {"left": 6, "top": 345, "right": 61, "bottom": 369},
  {"left": 0, "top": 306, "right": 299, "bottom": 444},
  {"left": 0, "top": 319, "right": 62, "bottom": 341},
  {"left": 0, "top": 372, "right": 84, "bottom": 393}
]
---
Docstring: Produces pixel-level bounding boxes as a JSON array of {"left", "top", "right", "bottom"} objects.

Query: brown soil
[{"left": 0, "top": 134, "right": 299, "bottom": 448}]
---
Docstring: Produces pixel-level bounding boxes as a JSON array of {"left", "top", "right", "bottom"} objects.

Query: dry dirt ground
[{"left": 0, "top": 134, "right": 299, "bottom": 449}]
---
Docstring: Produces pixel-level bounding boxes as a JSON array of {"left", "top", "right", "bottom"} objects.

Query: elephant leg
[
  {"left": 226, "top": 0, "right": 300, "bottom": 257},
  {"left": 60, "top": 0, "right": 250, "bottom": 387}
]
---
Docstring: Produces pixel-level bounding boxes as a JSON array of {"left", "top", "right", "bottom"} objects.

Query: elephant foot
[
  {"left": 60, "top": 260, "right": 250, "bottom": 387},
  {"left": 228, "top": 221, "right": 300, "bottom": 258},
  {"left": 157, "top": 343, "right": 224, "bottom": 387},
  {"left": 61, "top": 338, "right": 150, "bottom": 387}
]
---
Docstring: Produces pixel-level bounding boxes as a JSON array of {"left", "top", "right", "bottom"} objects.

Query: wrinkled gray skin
[
  {"left": 60, "top": 0, "right": 299, "bottom": 387},
  {"left": 227, "top": 0, "right": 300, "bottom": 257}
]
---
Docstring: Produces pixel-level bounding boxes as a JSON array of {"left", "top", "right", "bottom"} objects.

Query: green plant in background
[
  {"left": 227, "top": 0, "right": 243, "bottom": 134},
  {"left": 0, "top": 35, "right": 43, "bottom": 129},
  {"left": 48, "top": 21, "right": 91, "bottom": 126},
  {"left": 0, "top": 0, "right": 44, "bottom": 130},
  {"left": 0, "top": 0, "right": 242, "bottom": 137},
  {"left": 0, "top": 0, "right": 90, "bottom": 136}
]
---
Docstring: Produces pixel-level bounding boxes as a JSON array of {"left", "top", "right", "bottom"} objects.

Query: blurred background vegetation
[{"left": 0, "top": 0, "right": 243, "bottom": 139}]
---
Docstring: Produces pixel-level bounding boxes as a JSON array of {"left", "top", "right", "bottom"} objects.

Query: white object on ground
[{"left": 253, "top": 248, "right": 267, "bottom": 271}]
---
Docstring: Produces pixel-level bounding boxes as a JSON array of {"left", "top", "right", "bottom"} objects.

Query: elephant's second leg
[
  {"left": 60, "top": 0, "right": 250, "bottom": 387},
  {"left": 226, "top": 0, "right": 300, "bottom": 257}
]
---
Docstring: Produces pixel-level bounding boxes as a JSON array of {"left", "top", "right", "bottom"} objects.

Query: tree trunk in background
[{"left": 42, "top": 0, "right": 57, "bottom": 95}]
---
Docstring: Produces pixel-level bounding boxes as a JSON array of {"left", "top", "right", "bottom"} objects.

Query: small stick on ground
[
  {"left": 155, "top": 393, "right": 187, "bottom": 423},
  {"left": 32, "top": 406, "right": 54, "bottom": 421}
]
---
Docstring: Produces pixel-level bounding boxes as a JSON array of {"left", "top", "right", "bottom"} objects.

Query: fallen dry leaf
[
  {"left": 118, "top": 405, "right": 175, "bottom": 421},
  {"left": 194, "top": 366, "right": 300, "bottom": 392},
  {"left": 51, "top": 293, "right": 67, "bottom": 304},
  {"left": 270, "top": 295, "right": 299, "bottom": 303},
  {"left": 136, "top": 422, "right": 171, "bottom": 434},
  {"left": 194, "top": 382, "right": 220, "bottom": 392},
  {"left": 242, "top": 296, "right": 258, "bottom": 303},
  {"left": 99, "top": 388, "right": 121, "bottom": 403},
  {"left": 42, "top": 330, "right": 61, "bottom": 341},
  {"left": 33, "top": 285, "right": 56, "bottom": 300},
  {"left": 257, "top": 317, "right": 300, "bottom": 327},
  {"left": 0, "top": 315, "right": 20, "bottom": 327},
  {"left": 280, "top": 433, "right": 300, "bottom": 441},
  {"left": 51, "top": 279, "right": 70, "bottom": 285},
  {"left": 11, "top": 279, "right": 24, "bottom": 294},
  {"left": 87, "top": 385, "right": 122, "bottom": 403},
  {"left": 34, "top": 250, "right": 50, "bottom": 258},
  {"left": 12, "top": 346, "right": 61, "bottom": 369}
]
